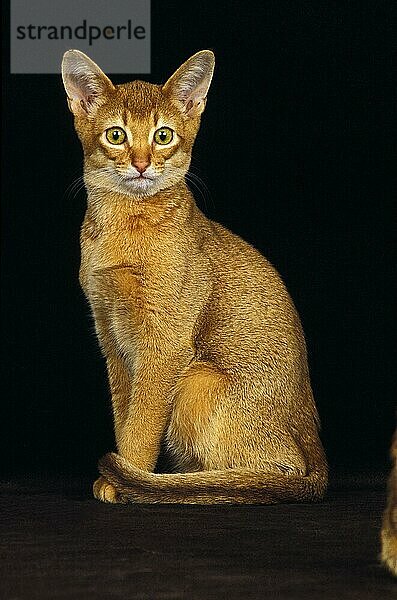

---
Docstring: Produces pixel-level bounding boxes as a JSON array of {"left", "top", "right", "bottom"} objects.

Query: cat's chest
[
  {"left": 79, "top": 218, "right": 182, "bottom": 309},
  {"left": 83, "top": 228, "right": 143, "bottom": 276}
]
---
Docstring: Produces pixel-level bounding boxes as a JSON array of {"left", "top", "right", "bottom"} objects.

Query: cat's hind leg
[
  {"left": 99, "top": 361, "right": 327, "bottom": 504},
  {"left": 167, "top": 360, "right": 309, "bottom": 475},
  {"left": 166, "top": 360, "right": 227, "bottom": 471}
]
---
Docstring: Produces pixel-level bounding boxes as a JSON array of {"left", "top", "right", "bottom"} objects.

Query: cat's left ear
[
  {"left": 162, "top": 50, "right": 215, "bottom": 118},
  {"left": 61, "top": 49, "right": 115, "bottom": 117}
]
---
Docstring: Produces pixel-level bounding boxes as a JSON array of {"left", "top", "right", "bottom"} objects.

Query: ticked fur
[
  {"left": 62, "top": 49, "right": 328, "bottom": 504},
  {"left": 381, "top": 429, "right": 397, "bottom": 576}
]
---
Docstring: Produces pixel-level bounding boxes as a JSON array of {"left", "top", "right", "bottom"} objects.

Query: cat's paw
[{"left": 93, "top": 476, "right": 123, "bottom": 504}]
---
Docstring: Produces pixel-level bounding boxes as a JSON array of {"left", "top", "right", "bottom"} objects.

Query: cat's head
[{"left": 61, "top": 50, "right": 214, "bottom": 198}]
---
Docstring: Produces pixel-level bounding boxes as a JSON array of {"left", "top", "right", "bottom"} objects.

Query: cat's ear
[
  {"left": 162, "top": 50, "right": 215, "bottom": 118},
  {"left": 61, "top": 50, "right": 115, "bottom": 117}
]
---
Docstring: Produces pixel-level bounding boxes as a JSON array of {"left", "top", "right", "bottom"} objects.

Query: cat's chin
[
  {"left": 120, "top": 175, "right": 184, "bottom": 199},
  {"left": 122, "top": 176, "right": 156, "bottom": 196}
]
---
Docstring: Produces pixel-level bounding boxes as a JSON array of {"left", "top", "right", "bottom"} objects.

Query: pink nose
[{"left": 133, "top": 158, "right": 150, "bottom": 173}]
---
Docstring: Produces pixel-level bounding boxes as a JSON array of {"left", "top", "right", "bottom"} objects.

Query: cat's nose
[{"left": 132, "top": 157, "right": 150, "bottom": 173}]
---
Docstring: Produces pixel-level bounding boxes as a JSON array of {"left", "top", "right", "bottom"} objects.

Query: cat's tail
[{"left": 98, "top": 453, "right": 328, "bottom": 504}]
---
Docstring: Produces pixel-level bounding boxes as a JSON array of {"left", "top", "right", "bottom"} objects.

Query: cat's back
[
  {"left": 203, "top": 219, "right": 296, "bottom": 310},
  {"left": 190, "top": 216, "right": 307, "bottom": 373}
]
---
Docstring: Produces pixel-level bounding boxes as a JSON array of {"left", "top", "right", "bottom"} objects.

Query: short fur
[
  {"left": 62, "top": 49, "right": 328, "bottom": 504},
  {"left": 381, "top": 429, "right": 397, "bottom": 576}
]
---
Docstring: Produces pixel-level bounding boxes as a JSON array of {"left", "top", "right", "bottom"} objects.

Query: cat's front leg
[
  {"left": 92, "top": 351, "right": 132, "bottom": 503},
  {"left": 116, "top": 348, "right": 192, "bottom": 473},
  {"left": 93, "top": 475, "right": 126, "bottom": 503},
  {"left": 93, "top": 309, "right": 193, "bottom": 497},
  {"left": 91, "top": 319, "right": 134, "bottom": 503}
]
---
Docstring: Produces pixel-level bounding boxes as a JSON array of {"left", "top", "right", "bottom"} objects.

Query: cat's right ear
[
  {"left": 162, "top": 50, "right": 215, "bottom": 118},
  {"left": 61, "top": 50, "right": 114, "bottom": 117}
]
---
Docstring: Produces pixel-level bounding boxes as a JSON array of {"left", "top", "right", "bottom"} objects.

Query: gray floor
[{"left": 1, "top": 476, "right": 396, "bottom": 599}]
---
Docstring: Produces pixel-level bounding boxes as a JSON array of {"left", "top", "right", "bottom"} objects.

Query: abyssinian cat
[
  {"left": 61, "top": 49, "right": 328, "bottom": 504},
  {"left": 381, "top": 429, "right": 397, "bottom": 576}
]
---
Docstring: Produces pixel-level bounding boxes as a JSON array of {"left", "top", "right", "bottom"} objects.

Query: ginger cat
[
  {"left": 62, "top": 49, "right": 328, "bottom": 504},
  {"left": 381, "top": 429, "right": 397, "bottom": 576}
]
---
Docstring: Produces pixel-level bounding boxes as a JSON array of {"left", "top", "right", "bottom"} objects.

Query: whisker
[
  {"left": 162, "top": 164, "right": 213, "bottom": 213},
  {"left": 64, "top": 164, "right": 216, "bottom": 210},
  {"left": 63, "top": 173, "right": 86, "bottom": 203},
  {"left": 186, "top": 170, "right": 215, "bottom": 213},
  {"left": 184, "top": 173, "right": 209, "bottom": 212}
]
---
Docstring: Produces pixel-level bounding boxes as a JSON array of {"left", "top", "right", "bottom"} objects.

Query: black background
[{"left": 1, "top": 2, "right": 395, "bottom": 479}]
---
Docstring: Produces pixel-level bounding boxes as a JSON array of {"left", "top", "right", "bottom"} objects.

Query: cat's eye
[
  {"left": 105, "top": 127, "right": 126, "bottom": 145},
  {"left": 154, "top": 127, "right": 174, "bottom": 145}
]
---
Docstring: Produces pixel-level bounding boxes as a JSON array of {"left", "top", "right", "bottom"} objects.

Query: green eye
[
  {"left": 154, "top": 127, "right": 174, "bottom": 145},
  {"left": 105, "top": 127, "right": 126, "bottom": 145}
]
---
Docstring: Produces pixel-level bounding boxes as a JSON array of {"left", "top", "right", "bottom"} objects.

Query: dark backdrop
[{"left": 1, "top": 2, "right": 395, "bottom": 478}]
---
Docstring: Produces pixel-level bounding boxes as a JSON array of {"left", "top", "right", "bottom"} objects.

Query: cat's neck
[{"left": 85, "top": 180, "right": 195, "bottom": 230}]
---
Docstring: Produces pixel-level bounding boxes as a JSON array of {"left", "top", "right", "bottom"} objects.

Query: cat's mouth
[
  {"left": 124, "top": 174, "right": 155, "bottom": 182},
  {"left": 119, "top": 172, "right": 159, "bottom": 196},
  {"left": 112, "top": 168, "right": 165, "bottom": 196},
  {"left": 121, "top": 174, "right": 158, "bottom": 192}
]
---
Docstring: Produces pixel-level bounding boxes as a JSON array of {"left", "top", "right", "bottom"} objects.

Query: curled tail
[{"left": 98, "top": 452, "right": 328, "bottom": 504}]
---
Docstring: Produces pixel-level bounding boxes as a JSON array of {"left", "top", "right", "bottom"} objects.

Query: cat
[
  {"left": 61, "top": 49, "right": 328, "bottom": 504},
  {"left": 381, "top": 429, "right": 397, "bottom": 576}
]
